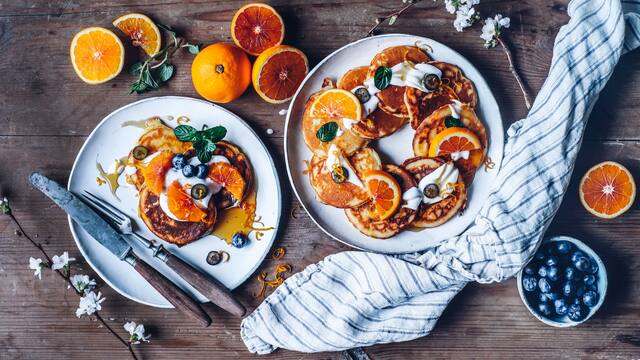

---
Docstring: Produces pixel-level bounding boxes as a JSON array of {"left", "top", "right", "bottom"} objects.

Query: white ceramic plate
[
  {"left": 68, "top": 96, "right": 281, "bottom": 307},
  {"left": 285, "top": 34, "right": 504, "bottom": 254}
]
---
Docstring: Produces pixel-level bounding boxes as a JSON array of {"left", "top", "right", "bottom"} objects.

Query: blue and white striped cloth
[{"left": 241, "top": 0, "right": 640, "bottom": 354}]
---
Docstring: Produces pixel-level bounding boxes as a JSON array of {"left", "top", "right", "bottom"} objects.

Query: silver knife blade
[{"left": 29, "top": 172, "right": 132, "bottom": 260}]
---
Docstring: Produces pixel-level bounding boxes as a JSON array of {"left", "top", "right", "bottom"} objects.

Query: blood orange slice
[
  {"left": 231, "top": 3, "right": 285, "bottom": 56},
  {"left": 579, "top": 161, "right": 636, "bottom": 219},
  {"left": 140, "top": 151, "right": 174, "bottom": 195},
  {"left": 363, "top": 170, "right": 402, "bottom": 220},
  {"left": 166, "top": 181, "right": 208, "bottom": 222},
  {"left": 428, "top": 127, "right": 482, "bottom": 157},
  {"left": 252, "top": 45, "right": 308, "bottom": 103},
  {"left": 208, "top": 162, "right": 246, "bottom": 202}
]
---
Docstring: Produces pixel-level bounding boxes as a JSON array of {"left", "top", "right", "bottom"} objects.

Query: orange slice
[
  {"left": 579, "top": 161, "right": 636, "bottom": 219},
  {"left": 69, "top": 27, "right": 124, "bottom": 84},
  {"left": 140, "top": 151, "right": 174, "bottom": 195},
  {"left": 363, "top": 170, "right": 402, "bottom": 220},
  {"left": 113, "top": 13, "right": 162, "bottom": 56},
  {"left": 309, "top": 89, "right": 362, "bottom": 122},
  {"left": 428, "top": 127, "right": 482, "bottom": 157},
  {"left": 231, "top": 3, "right": 285, "bottom": 56},
  {"left": 166, "top": 181, "right": 208, "bottom": 222},
  {"left": 252, "top": 45, "right": 309, "bottom": 104},
  {"left": 208, "top": 162, "right": 246, "bottom": 202}
]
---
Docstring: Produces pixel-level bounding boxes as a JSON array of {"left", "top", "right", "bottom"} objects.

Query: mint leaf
[
  {"left": 374, "top": 66, "right": 392, "bottom": 90},
  {"left": 193, "top": 139, "right": 216, "bottom": 163},
  {"left": 174, "top": 125, "right": 198, "bottom": 141},
  {"left": 158, "top": 63, "right": 174, "bottom": 82},
  {"left": 316, "top": 122, "right": 339, "bottom": 142},
  {"left": 129, "top": 62, "right": 145, "bottom": 76},
  {"left": 445, "top": 116, "right": 464, "bottom": 128},
  {"left": 202, "top": 126, "right": 227, "bottom": 142},
  {"left": 185, "top": 43, "right": 200, "bottom": 55}
]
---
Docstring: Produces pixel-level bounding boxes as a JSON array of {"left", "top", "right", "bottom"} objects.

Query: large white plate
[
  {"left": 285, "top": 34, "right": 503, "bottom": 254},
  {"left": 68, "top": 96, "right": 281, "bottom": 307}
]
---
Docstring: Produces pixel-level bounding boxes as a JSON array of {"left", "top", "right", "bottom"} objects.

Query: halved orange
[
  {"left": 252, "top": 45, "right": 308, "bottom": 104},
  {"left": 579, "top": 161, "right": 636, "bottom": 219},
  {"left": 309, "top": 88, "right": 362, "bottom": 121},
  {"left": 231, "top": 3, "right": 285, "bottom": 56},
  {"left": 363, "top": 170, "right": 401, "bottom": 220},
  {"left": 70, "top": 27, "right": 124, "bottom": 84},
  {"left": 428, "top": 127, "right": 482, "bottom": 157},
  {"left": 166, "top": 181, "right": 208, "bottom": 222},
  {"left": 140, "top": 151, "right": 174, "bottom": 195},
  {"left": 208, "top": 162, "right": 246, "bottom": 202},
  {"left": 113, "top": 13, "right": 162, "bottom": 56}
]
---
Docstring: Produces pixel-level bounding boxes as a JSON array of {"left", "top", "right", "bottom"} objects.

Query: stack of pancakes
[{"left": 302, "top": 45, "right": 487, "bottom": 239}]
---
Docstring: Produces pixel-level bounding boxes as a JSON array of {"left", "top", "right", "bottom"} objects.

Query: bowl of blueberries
[{"left": 517, "top": 236, "right": 607, "bottom": 327}]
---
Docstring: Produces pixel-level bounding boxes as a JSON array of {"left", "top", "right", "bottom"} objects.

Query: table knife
[{"left": 29, "top": 172, "right": 211, "bottom": 327}]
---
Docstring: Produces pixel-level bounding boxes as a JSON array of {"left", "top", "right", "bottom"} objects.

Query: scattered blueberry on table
[{"left": 521, "top": 240, "right": 603, "bottom": 324}]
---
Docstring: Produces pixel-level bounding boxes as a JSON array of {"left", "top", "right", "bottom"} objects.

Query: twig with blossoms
[{"left": 0, "top": 197, "right": 145, "bottom": 360}]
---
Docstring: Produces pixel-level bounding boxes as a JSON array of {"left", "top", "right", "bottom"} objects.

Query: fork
[{"left": 82, "top": 191, "right": 246, "bottom": 317}]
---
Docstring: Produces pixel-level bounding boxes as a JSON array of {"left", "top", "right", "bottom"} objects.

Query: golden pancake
[
  {"left": 413, "top": 104, "right": 487, "bottom": 184},
  {"left": 402, "top": 157, "right": 466, "bottom": 228},
  {"left": 212, "top": 140, "right": 253, "bottom": 209},
  {"left": 337, "top": 66, "right": 406, "bottom": 139},
  {"left": 301, "top": 90, "right": 368, "bottom": 157},
  {"left": 405, "top": 61, "right": 478, "bottom": 129},
  {"left": 366, "top": 46, "right": 431, "bottom": 118},
  {"left": 308, "top": 147, "right": 381, "bottom": 208},
  {"left": 345, "top": 164, "right": 418, "bottom": 239},
  {"left": 139, "top": 185, "right": 217, "bottom": 246}
]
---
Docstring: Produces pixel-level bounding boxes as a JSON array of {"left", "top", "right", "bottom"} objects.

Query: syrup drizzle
[{"left": 212, "top": 191, "right": 274, "bottom": 244}]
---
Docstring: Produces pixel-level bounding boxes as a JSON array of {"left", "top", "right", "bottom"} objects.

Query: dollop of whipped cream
[
  {"left": 325, "top": 144, "right": 364, "bottom": 188},
  {"left": 417, "top": 162, "right": 461, "bottom": 205}
]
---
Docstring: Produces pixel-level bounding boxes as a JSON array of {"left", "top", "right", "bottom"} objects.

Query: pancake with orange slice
[
  {"left": 211, "top": 140, "right": 253, "bottom": 208},
  {"left": 345, "top": 164, "right": 418, "bottom": 239},
  {"left": 337, "top": 66, "right": 406, "bottom": 139},
  {"left": 402, "top": 157, "right": 466, "bottom": 228},
  {"left": 405, "top": 61, "right": 477, "bottom": 129},
  {"left": 366, "top": 46, "right": 431, "bottom": 118},
  {"left": 302, "top": 88, "right": 368, "bottom": 157},
  {"left": 308, "top": 147, "right": 382, "bottom": 208},
  {"left": 413, "top": 104, "right": 487, "bottom": 183}
]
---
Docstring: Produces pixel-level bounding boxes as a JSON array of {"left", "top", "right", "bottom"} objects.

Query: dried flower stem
[
  {"left": 6, "top": 213, "right": 138, "bottom": 360},
  {"left": 367, "top": 0, "right": 424, "bottom": 37},
  {"left": 497, "top": 36, "right": 532, "bottom": 109}
]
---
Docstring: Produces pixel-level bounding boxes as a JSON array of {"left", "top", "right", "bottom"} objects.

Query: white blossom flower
[
  {"left": 453, "top": 4, "right": 479, "bottom": 32},
  {"left": 0, "top": 196, "right": 10, "bottom": 215},
  {"left": 75, "top": 291, "right": 105, "bottom": 317},
  {"left": 51, "top": 251, "right": 75, "bottom": 271},
  {"left": 29, "top": 257, "right": 46, "bottom": 279},
  {"left": 444, "top": 0, "right": 480, "bottom": 14},
  {"left": 68, "top": 274, "right": 96, "bottom": 293},
  {"left": 124, "top": 321, "right": 151, "bottom": 344},
  {"left": 481, "top": 14, "right": 511, "bottom": 48}
]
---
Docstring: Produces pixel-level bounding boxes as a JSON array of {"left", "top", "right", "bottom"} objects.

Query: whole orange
[{"left": 191, "top": 43, "right": 251, "bottom": 103}]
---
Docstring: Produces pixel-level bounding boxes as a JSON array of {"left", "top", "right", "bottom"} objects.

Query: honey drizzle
[
  {"left": 96, "top": 156, "right": 128, "bottom": 200},
  {"left": 212, "top": 191, "right": 274, "bottom": 244}
]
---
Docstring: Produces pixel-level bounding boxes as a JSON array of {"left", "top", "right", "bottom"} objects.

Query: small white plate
[
  {"left": 68, "top": 96, "right": 282, "bottom": 308},
  {"left": 285, "top": 34, "right": 504, "bottom": 254}
]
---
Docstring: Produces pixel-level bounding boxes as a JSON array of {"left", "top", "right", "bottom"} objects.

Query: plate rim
[
  {"left": 67, "top": 95, "right": 283, "bottom": 308},
  {"left": 284, "top": 33, "right": 503, "bottom": 254}
]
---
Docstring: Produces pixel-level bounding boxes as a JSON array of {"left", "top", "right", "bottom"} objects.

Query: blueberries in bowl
[{"left": 518, "top": 237, "right": 606, "bottom": 327}]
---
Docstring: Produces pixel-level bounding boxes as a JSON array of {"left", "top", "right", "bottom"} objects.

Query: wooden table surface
[{"left": 2, "top": 0, "right": 640, "bottom": 358}]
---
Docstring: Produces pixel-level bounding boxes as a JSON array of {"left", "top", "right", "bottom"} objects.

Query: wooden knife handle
[
  {"left": 165, "top": 254, "right": 246, "bottom": 317},
  {"left": 133, "top": 257, "right": 211, "bottom": 327}
]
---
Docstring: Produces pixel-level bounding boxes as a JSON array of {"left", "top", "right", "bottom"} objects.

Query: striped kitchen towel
[{"left": 241, "top": 0, "right": 640, "bottom": 354}]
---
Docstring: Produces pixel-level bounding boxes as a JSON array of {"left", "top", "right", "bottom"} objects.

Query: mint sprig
[
  {"left": 174, "top": 125, "right": 227, "bottom": 162},
  {"left": 374, "top": 66, "right": 392, "bottom": 90}
]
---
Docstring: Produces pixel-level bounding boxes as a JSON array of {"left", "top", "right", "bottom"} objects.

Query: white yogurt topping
[
  {"left": 342, "top": 117, "right": 360, "bottom": 130},
  {"left": 351, "top": 86, "right": 380, "bottom": 116},
  {"left": 325, "top": 144, "right": 364, "bottom": 188},
  {"left": 418, "top": 162, "right": 460, "bottom": 205},
  {"left": 450, "top": 150, "right": 470, "bottom": 161},
  {"left": 448, "top": 100, "right": 463, "bottom": 119},
  {"left": 402, "top": 186, "right": 423, "bottom": 211}
]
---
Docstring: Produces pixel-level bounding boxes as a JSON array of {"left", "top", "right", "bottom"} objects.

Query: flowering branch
[
  {"left": 497, "top": 36, "right": 532, "bottom": 109},
  {"left": 1, "top": 197, "right": 144, "bottom": 360},
  {"left": 367, "top": 0, "right": 425, "bottom": 37}
]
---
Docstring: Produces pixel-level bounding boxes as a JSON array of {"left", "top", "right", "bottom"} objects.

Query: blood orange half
[
  {"left": 231, "top": 3, "right": 285, "bottom": 56},
  {"left": 579, "top": 161, "right": 636, "bottom": 219},
  {"left": 363, "top": 170, "right": 402, "bottom": 220},
  {"left": 252, "top": 45, "right": 308, "bottom": 103},
  {"left": 428, "top": 127, "right": 482, "bottom": 157}
]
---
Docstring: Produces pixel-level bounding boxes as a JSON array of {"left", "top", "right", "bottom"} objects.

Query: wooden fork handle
[
  {"left": 133, "top": 257, "right": 211, "bottom": 327},
  {"left": 165, "top": 254, "right": 246, "bottom": 317}
]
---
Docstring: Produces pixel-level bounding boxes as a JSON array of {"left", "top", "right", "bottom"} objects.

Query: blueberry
[
  {"left": 522, "top": 276, "right": 537, "bottom": 292},
  {"left": 588, "top": 261, "right": 599, "bottom": 274},
  {"left": 575, "top": 257, "right": 592, "bottom": 272},
  {"left": 195, "top": 164, "right": 208, "bottom": 179},
  {"left": 573, "top": 296, "right": 582, "bottom": 305},
  {"left": 565, "top": 266, "right": 577, "bottom": 281},
  {"left": 548, "top": 266, "right": 560, "bottom": 281},
  {"left": 538, "top": 302, "right": 553, "bottom": 317},
  {"left": 567, "top": 304, "right": 588, "bottom": 322},
  {"left": 546, "top": 256, "right": 559, "bottom": 267},
  {"left": 571, "top": 250, "right": 586, "bottom": 263},
  {"left": 539, "top": 278, "right": 552, "bottom": 293},
  {"left": 556, "top": 241, "right": 572, "bottom": 254},
  {"left": 538, "top": 265, "right": 549, "bottom": 278},
  {"left": 538, "top": 292, "right": 549, "bottom": 303},
  {"left": 575, "top": 285, "right": 587, "bottom": 299},
  {"left": 535, "top": 252, "right": 546, "bottom": 261},
  {"left": 546, "top": 292, "right": 561, "bottom": 301},
  {"left": 562, "top": 281, "right": 575, "bottom": 297},
  {"left": 231, "top": 232, "right": 248, "bottom": 248},
  {"left": 172, "top": 154, "right": 187, "bottom": 170},
  {"left": 524, "top": 265, "right": 535, "bottom": 276},
  {"left": 182, "top": 164, "right": 195, "bottom": 177},
  {"left": 583, "top": 274, "right": 596, "bottom": 286},
  {"left": 583, "top": 290, "right": 599, "bottom": 307},
  {"left": 554, "top": 299, "right": 569, "bottom": 316}
]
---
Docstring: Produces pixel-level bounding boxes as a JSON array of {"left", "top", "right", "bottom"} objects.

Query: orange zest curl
[
  {"left": 271, "top": 247, "right": 286, "bottom": 260},
  {"left": 484, "top": 156, "right": 495, "bottom": 171},
  {"left": 331, "top": 163, "right": 347, "bottom": 183},
  {"left": 253, "top": 263, "right": 293, "bottom": 298}
]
